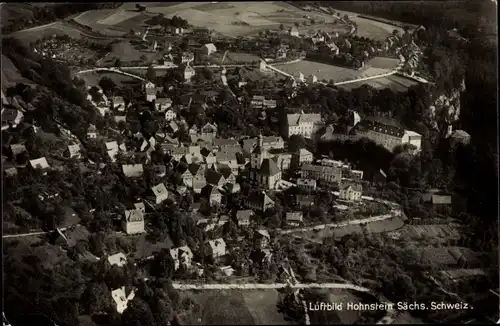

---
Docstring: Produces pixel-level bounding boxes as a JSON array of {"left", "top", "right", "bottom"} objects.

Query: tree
[
  {"left": 294, "top": 22, "right": 300, "bottom": 28},
  {"left": 151, "top": 249, "right": 175, "bottom": 278},
  {"left": 310, "top": 19, "right": 316, "bottom": 25},
  {"left": 122, "top": 297, "right": 156, "bottom": 326},
  {"left": 392, "top": 29, "right": 399, "bottom": 36},
  {"left": 146, "top": 65, "right": 156, "bottom": 82},
  {"left": 82, "top": 282, "right": 113, "bottom": 314},
  {"left": 288, "top": 134, "right": 307, "bottom": 152},
  {"left": 114, "top": 58, "right": 121, "bottom": 68},
  {"left": 99, "top": 76, "right": 116, "bottom": 94},
  {"left": 280, "top": 23, "right": 285, "bottom": 30}
]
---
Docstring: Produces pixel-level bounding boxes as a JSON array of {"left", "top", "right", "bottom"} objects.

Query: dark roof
[
  {"left": 217, "top": 164, "right": 233, "bottom": 178},
  {"left": 1, "top": 109, "right": 18, "bottom": 122},
  {"left": 201, "top": 184, "right": 220, "bottom": 198},
  {"left": 206, "top": 169, "right": 224, "bottom": 185},
  {"left": 188, "top": 163, "right": 202, "bottom": 175},
  {"left": 175, "top": 162, "right": 190, "bottom": 175},
  {"left": 259, "top": 158, "right": 280, "bottom": 176},
  {"left": 357, "top": 119, "right": 404, "bottom": 137}
]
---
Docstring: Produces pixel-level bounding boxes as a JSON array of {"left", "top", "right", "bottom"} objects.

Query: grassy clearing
[
  {"left": 11, "top": 21, "right": 85, "bottom": 43},
  {"left": 367, "top": 56, "right": 400, "bottom": 69},
  {"left": 77, "top": 71, "right": 141, "bottom": 87},
  {"left": 73, "top": 9, "right": 116, "bottom": 26},
  {"left": 102, "top": 40, "right": 159, "bottom": 65},
  {"left": 338, "top": 74, "right": 419, "bottom": 92},
  {"left": 273, "top": 60, "right": 391, "bottom": 83},
  {"left": 350, "top": 16, "right": 403, "bottom": 41},
  {"left": 300, "top": 216, "right": 405, "bottom": 241}
]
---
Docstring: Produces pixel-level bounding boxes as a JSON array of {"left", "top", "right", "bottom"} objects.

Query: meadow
[{"left": 338, "top": 74, "right": 420, "bottom": 92}]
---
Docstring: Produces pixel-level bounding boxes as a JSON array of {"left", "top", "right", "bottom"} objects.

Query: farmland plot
[
  {"left": 350, "top": 16, "right": 404, "bottom": 41},
  {"left": 339, "top": 75, "right": 419, "bottom": 92},
  {"left": 97, "top": 10, "right": 141, "bottom": 25}
]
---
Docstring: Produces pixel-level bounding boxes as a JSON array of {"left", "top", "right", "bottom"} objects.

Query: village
[{"left": 1, "top": 2, "right": 495, "bottom": 325}]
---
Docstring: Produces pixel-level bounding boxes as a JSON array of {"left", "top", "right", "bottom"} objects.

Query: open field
[
  {"left": 77, "top": 71, "right": 142, "bottom": 87},
  {"left": 73, "top": 9, "right": 116, "bottom": 26},
  {"left": 209, "top": 51, "right": 261, "bottom": 65},
  {"left": 299, "top": 216, "right": 405, "bottom": 241},
  {"left": 180, "top": 288, "right": 365, "bottom": 325},
  {"left": 367, "top": 56, "right": 400, "bottom": 69},
  {"left": 350, "top": 15, "right": 404, "bottom": 41},
  {"left": 273, "top": 59, "right": 392, "bottom": 83},
  {"left": 396, "top": 224, "right": 461, "bottom": 241},
  {"left": 100, "top": 40, "right": 160, "bottom": 65},
  {"left": 338, "top": 74, "right": 420, "bottom": 92},
  {"left": 10, "top": 21, "right": 85, "bottom": 43}
]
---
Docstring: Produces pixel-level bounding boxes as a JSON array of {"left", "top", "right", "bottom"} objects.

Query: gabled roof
[
  {"left": 106, "top": 141, "right": 119, "bottom": 151},
  {"left": 122, "top": 164, "right": 144, "bottom": 177},
  {"left": 340, "top": 182, "right": 362, "bottom": 192},
  {"left": 287, "top": 112, "right": 322, "bottom": 126},
  {"left": 204, "top": 43, "right": 217, "bottom": 51},
  {"left": 256, "top": 229, "right": 270, "bottom": 239},
  {"left": 206, "top": 238, "right": 226, "bottom": 255},
  {"left": 10, "top": 144, "right": 26, "bottom": 156},
  {"left": 236, "top": 209, "right": 253, "bottom": 221},
  {"left": 188, "top": 163, "right": 204, "bottom": 175},
  {"left": 357, "top": 119, "right": 405, "bottom": 138},
  {"left": 206, "top": 169, "right": 224, "bottom": 185},
  {"left": 68, "top": 144, "right": 81, "bottom": 156},
  {"left": 259, "top": 158, "right": 280, "bottom": 176},
  {"left": 151, "top": 183, "right": 168, "bottom": 197},
  {"left": 286, "top": 212, "right": 303, "bottom": 222},
  {"left": 125, "top": 209, "right": 144, "bottom": 222},
  {"left": 29, "top": 157, "right": 50, "bottom": 169},
  {"left": 213, "top": 138, "right": 239, "bottom": 148},
  {"left": 201, "top": 184, "right": 221, "bottom": 198},
  {"left": 249, "top": 191, "right": 275, "bottom": 207}
]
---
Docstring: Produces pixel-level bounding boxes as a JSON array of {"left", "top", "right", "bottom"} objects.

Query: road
[
  {"left": 3, "top": 226, "right": 71, "bottom": 239},
  {"left": 172, "top": 282, "right": 373, "bottom": 292}
]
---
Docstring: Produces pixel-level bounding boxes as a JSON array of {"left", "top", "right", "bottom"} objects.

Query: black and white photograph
[{"left": 1, "top": 1, "right": 498, "bottom": 325}]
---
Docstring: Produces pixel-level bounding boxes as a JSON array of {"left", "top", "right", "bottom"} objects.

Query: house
[
  {"left": 213, "top": 138, "right": 239, "bottom": 150},
  {"left": 235, "top": 209, "right": 253, "bottom": 226},
  {"left": 181, "top": 51, "right": 194, "bottom": 64},
  {"left": 111, "top": 96, "right": 126, "bottom": 111},
  {"left": 175, "top": 163, "right": 194, "bottom": 186},
  {"left": 251, "top": 95, "right": 265, "bottom": 109},
  {"left": 192, "top": 177, "right": 207, "bottom": 194},
  {"left": 263, "top": 99, "right": 277, "bottom": 109},
  {"left": 215, "top": 151, "right": 239, "bottom": 174},
  {"left": 4, "top": 167, "right": 17, "bottom": 177},
  {"left": 183, "top": 64, "right": 196, "bottom": 82},
  {"left": 311, "top": 32, "right": 325, "bottom": 44},
  {"left": 292, "top": 148, "right": 313, "bottom": 167},
  {"left": 286, "top": 111, "right": 323, "bottom": 139},
  {"left": 170, "top": 246, "right": 194, "bottom": 270},
  {"left": 122, "top": 164, "right": 144, "bottom": 178},
  {"left": 155, "top": 97, "right": 172, "bottom": 112},
  {"left": 449, "top": 130, "right": 471, "bottom": 147},
  {"left": 218, "top": 165, "right": 236, "bottom": 185},
  {"left": 249, "top": 134, "right": 282, "bottom": 189},
  {"left": 255, "top": 229, "right": 271, "bottom": 249},
  {"left": 87, "top": 124, "right": 97, "bottom": 138},
  {"left": 205, "top": 169, "right": 225, "bottom": 187},
  {"left": 203, "top": 43, "right": 217, "bottom": 56},
  {"left": 296, "top": 178, "right": 317, "bottom": 190},
  {"left": 320, "top": 42, "right": 339, "bottom": 55},
  {"left": 134, "top": 202, "right": 146, "bottom": 214},
  {"left": 111, "top": 287, "right": 135, "bottom": 314},
  {"left": 123, "top": 208, "right": 145, "bottom": 234},
  {"left": 145, "top": 87, "right": 158, "bottom": 102},
  {"left": 201, "top": 184, "right": 222, "bottom": 206},
  {"left": 29, "top": 157, "right": 50, "bottom": 172},
  {"left": 296, "top": 194, "right": 314, "bottom": 207},
  {"left": 200, "top": 122, "right": 218, "bottom": 142},
  {"left": 248, "top": 191, "right": 275, "bottom": 211},
  {"left": 206, "top": 238, "right": 226, "bottom": 259},
  {"left": 10, "top": 143, "right": 26, "bottom": 157},
  {"left": 289, "top": 26, "right": 299, "bottom": 37},
  {"left": 66, "top": 144, "right": 81, "bottom": 159},
  {"left": 286, "top": 212, "right": 304, "bottom": 226},
  {"left": 108, "top": 252, "right": 127, "bottom": 267},
  {"left": 201, "top": 147, "right": 217, "bottom": 165},
  {"left": 276, "top": 47, "right": 287, "bottom": 59},
  {"left": 150, "top": 183, "right": 169, "bottom": 204},
  {"left": 338, "top": 182, "right": 363, "bottom": 201},
  {"left": 1, "top": 108, "right": 23, "bottom": 130},
  {"left": 307, "top": 74, "right": 318, "bottom": 84},
  {"left": 242, "top": 136, "right": 285, "bottom": 155},
  {"left": 250, "top": 248, "right": 273, "bottom": 265},
  {"left": 220, "top": 265, "right": 236, "bottom": 277},
  {"left": 431, "top": 194, "right": 452, "bottom": 212},
  {"left": 300, "top": 163, "right": 342, "bottom": 185},
  {"left": 355, "top": 119, "right": 422, "bottom": 152}
]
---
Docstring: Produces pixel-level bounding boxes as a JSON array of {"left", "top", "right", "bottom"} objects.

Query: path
[
  {"left": 3, "top": 226, "right": 72, "bottom": 239},
  {"left": 172, "top": 282, "right": 372, "bottom": 292}
]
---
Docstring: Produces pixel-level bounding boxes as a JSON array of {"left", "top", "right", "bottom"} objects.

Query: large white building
[
  {"left": 285, "top": 111, "right": 323, "bottom": 139},
  {"left": 355, "top": 120, "right": 422, "bottom": 152},
  {"left": 122, "top": 209, "right": 145, "bottom": 234}
]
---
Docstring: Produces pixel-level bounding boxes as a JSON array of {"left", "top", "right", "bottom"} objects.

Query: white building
[
  {"left": 206, "top": 238, "right": 226, "bottom": 259},
  {"left": 290, "top": 26, "right": 299, "bottom": 37},
  {"left": 183, "top": 64, "right": 196, "bottom": 82},
  {"left": 170, "top": 246, "right": 194, "bottom": 270},
  {"left": 155, "top": 97, "right": 172, "bottom": 112},
  {"left": 355, "top": 120, "right": 422, "bottom": 152},
  {"left": 151, "top": 183, "right": 169, "bottom": 204},
  {"left": 203, "top": 43, "right": 217, "bottom": 56},
  {"left": 164, "top": 109, "right": 177, "bottom": 121},
  {"left": 339, "top": 182, "right": 362, "bottom": 201},
  {"left": 111, "top": 287, "right": 135, "bottom": 314},
  {"left": 123, "top": 208, "right": 145, "bottom": 234},
  {"left": 108, "top": 252, "right": 127, "bottom": 267},
  {"left": 286, "top": 111, "right": 323, "bottom": 139}
]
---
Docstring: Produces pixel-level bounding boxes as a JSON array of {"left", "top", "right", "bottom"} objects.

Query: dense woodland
[{"left": 2, "top": 1, "right": 498, "bottom": 325}]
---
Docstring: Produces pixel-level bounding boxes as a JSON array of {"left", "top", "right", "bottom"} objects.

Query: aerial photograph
[{"left": 1, "top": 1, "right": 498, "bottom": 325}]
